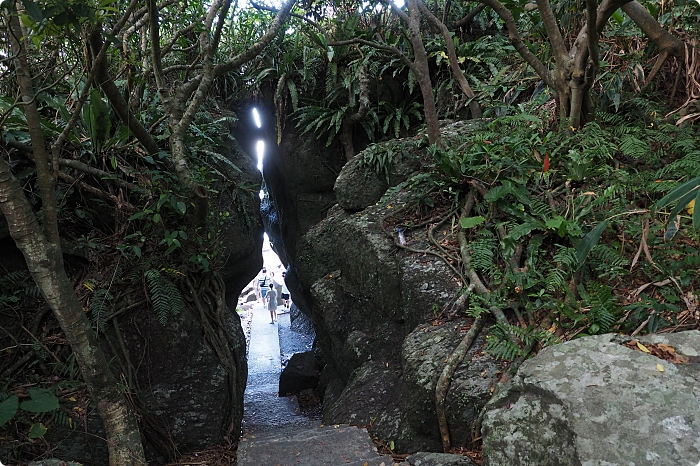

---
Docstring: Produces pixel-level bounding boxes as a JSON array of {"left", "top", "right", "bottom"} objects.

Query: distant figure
[
  {"left": 257, "top": 268, "right": 270, "bottom": 305},
  {"left": 267, "top": 283, "right": 278, "bottom": 323},
  {"left": 281, "top": 272, "right": 291, "bottom": 309}
]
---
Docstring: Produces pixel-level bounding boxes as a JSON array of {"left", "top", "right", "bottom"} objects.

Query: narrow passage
[{"left": 241, "top": 300, "right": 316, "bottom": 434}]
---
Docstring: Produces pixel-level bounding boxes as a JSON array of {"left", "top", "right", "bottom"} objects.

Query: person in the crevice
[
  {"left": 280, "top": 272, "right": 291, "bottom": 309},
  {"left": 266, "top": 283, "right": 278, "bottom": 323},
  {"left": 258, "top": 268, "right": 269, "bottom": 305}
]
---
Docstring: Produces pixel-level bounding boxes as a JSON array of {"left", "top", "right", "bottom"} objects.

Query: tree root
[{"left": 436, "top": 313, "right": 488, "bottom": 452}]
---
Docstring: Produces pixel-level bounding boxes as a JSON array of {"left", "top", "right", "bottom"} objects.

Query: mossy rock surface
[{"left": 482, "top": 331, "right": 700, "bottom": 466}]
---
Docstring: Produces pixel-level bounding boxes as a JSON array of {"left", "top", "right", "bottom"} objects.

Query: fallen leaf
[
  {"left": 637, "top": 342, "right": 651, "bottom": 353},
  {"left": 657, "top": 363, "right": 664, "bottom": 372},
  {"left": 657, "top": 343, "right": 675, "bottom": 354}
]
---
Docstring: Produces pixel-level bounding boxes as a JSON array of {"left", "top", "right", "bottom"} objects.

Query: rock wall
[
  {"left": 0, "top": 138, "right": 262, "bottom": 463},
  {"left": 232, "top": 100, "right": 347, "bottom": 316},
  {"left": 290, "top": 123, "right": 503, "bottom": 452}
]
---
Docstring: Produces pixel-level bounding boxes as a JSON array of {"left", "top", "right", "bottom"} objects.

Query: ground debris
[{"left": 621, "top": 340, "right": 689, "bottom": 364}]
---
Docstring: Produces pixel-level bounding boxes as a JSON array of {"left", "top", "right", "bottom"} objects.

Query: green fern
[
  {"left": 546, "top": 246, "right": 578, "bottom": 292},
  {"left": 578, "top": 282, "right": 618, "bottom": 334},
  {"left": 484, "top": 321, "right": 559, "bottom": 361},
  {"left": 145, "top": 269, "right": 185, "bottom": 325},
  {"left": 619, "top": 134, "right": 648, "bottom": 159},
  {"left": 50, "top": 408, "right": 71, "bottom": 428},
  {"left": 468, "top": 235, "right": 497, "bottom": 274},
  {"left": 655, "top": 150, "right": 700, "bottom": 179},
  {"left": 90, "top": 289, "right": 113, "bottom": 333},
  {"left": 590, "top": 244, "right": 629, "bottom": 280}
]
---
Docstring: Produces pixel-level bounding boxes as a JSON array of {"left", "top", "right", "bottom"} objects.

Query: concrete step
[{"left": 237, "top": 424, "right": 396, "bottom": 466}]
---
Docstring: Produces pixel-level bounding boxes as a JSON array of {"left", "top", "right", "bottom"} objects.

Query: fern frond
[
  {"left": 485, "top": 321, "right": 560, "bottom": 361},
  {"left": 584, "top": 282, "right": 618, "bottom": 333},
  {"left": 619, "top": 135, "right": 648, "bottom": 159},
  {"left": 469, "top": 236, "right": 497, "bottom": 273},
  {"left": 90, "top": 289, "right": 113, "bottom": 333},
  {"left": 546, "top": 246, "right": 577, "bottom": 292},
  {"left": 145, "top": 269, "right": 185, "bottom": 325}
]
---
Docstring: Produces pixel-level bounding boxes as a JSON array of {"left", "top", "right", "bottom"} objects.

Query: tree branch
[
  {"left": 52, "top": 0, "right": 140, "bottom": 177},
  {"left": 453, "top": 3, "right": 486, "bottom": 29},
  {"left": 622, "top": 1, "right": 685, "bottom": 84},
  {"left": 89, "top": 29, "right": 161, "bottom": 156},
  {"left": 415, "top": 0, "right": 482, "bottom": 118},
  {"left": 479, "top": 0, "right": 556, "bottom": 90},
  {"left": 535, "top": 0, "right": 566, "bottom": 61},
  {"left": 213, "top": 0, "right": 297, "bottom": 77}
]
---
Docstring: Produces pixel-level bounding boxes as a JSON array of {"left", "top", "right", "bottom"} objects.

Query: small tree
[
  {"left": 2, "top": 10, "right": 146, "bottom": 464},
  {"left": 478, "top": 0, "right": 686, "bottom": 127}
]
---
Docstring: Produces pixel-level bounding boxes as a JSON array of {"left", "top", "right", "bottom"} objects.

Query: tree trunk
[
  {"left": 622, "top": 1, "right": 686, "bottom": 84},
  {"left": 406, "top": 0, "right": 441, "bottom": 144},
  {"left": 6, "top": 12, "right": 146, "bottom": 465},
  {"left": 0, "top": 160, "right": 146, "bottom": 466},
  {"left": 8, "top": 14, "right": 60, "bottom": 244}
]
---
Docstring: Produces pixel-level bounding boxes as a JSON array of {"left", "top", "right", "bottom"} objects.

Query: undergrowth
[{"left": 383, "top": 106, "right": 700, "bottom": 361}]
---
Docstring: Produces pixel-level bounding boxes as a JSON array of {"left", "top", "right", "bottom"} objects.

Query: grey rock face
[
  {"left": 405, "top": 452, "right": 478, "bottom": 466},
  {"left": 334, "top": 145, "right": 421, "bottom": 212},
  {"left": 402, "top": 322, "right": 501, "bottom": 449},
  {"left": 114, "top": 304, "right": 247, "bottom": 454},
  {"left": 48, "top": 408, "right": 109, "bottom": 465},
  {"left": 290, "top": 302, "right": 316, "bottom": 336},
  {"left": 214, "top": 140, "right": 265, "bottom": 310},
  {"left": 322, "top": 361, "right": 428, "bottom": 452},
  {"left": 482, "top": 331, "right": 700, "bottom": 466},
  {"left": 293, "top": 123, "right": 496, "bottom": 452}
]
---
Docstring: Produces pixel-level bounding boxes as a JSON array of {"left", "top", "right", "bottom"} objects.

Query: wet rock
[
  {"left": 279, "top": 351, "right": 321, "bottom": 396},
  {"left": 290, "top": 302, "right": 315, "bottom": 336},
  {"left": 402, "top": 321, "right": 501, "bottom": 449},
  {"left": 405, "top": 452, "right": 478, "bottom": 465},
  {"left": 237, "top": 424, "right": 395, "bottom": 466},
  {"left": 482, "top": 330, "right": 700, "bottom": 466}
]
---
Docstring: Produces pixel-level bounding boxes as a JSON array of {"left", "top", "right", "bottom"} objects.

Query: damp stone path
[
  {"left": 242, "top": 301, "right": 310, "bottom": 433},
  {"left": 239, "top": 301, "right": 395, "bottom": 466}
]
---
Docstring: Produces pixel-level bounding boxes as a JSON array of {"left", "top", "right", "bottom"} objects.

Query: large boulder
[
  {"left": 482, "top": 330, "right": 700, "bottom": 466},
  {"left": 333, "top": 145, "right": 422, "bottom": 212},
  {"left": 323, "top": 361, "right": 425, "bottom": 452},
  {"left": 113, "top": 302, "right": 247, "bottom": 455},
  {"left": 279, "top": 351, "right": 321, "bottom": 396},
  {"left": 294, "top": 123, "right": 497, "bottom": 452},
  {"left": 215, "top": 139, "right": 265, "bottom": 309}
]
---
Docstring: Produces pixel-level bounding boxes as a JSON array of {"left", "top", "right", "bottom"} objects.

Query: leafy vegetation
[{"left": 0, "top": 0, "right": 699, "bottom": 461}]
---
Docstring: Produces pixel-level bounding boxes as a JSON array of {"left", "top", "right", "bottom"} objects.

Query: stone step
[{"left": 237, "top": 424, "right": 397, "bottom": 466}]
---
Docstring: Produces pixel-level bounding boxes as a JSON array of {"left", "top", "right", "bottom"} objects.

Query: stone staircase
[{"left": 237, "top": 424, "right": 396, "bottom": 466}]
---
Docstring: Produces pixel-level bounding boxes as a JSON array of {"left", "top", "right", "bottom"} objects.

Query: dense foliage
[{"left": 0, "top": 0, "right": 699, "bottom": 461}]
